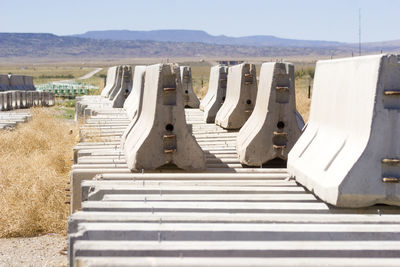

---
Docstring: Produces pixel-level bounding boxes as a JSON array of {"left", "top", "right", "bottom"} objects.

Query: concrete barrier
[
  {"left": 123, "top": 63, "right": 205, "bottom": 171},
  {"left": 124, "top": 66, "right": 146, "bottom": 121},
  {"left": 180, "top": 66, "right": 200, "bottom": 108},
  {"left": 23, "top": 76, "right": 35, "bottom": 91},
  {"left": 100, "top": 66, "right": 119, "bottom": 98},
  {"left": 9, "top": 75, "right": 26, "bottom": 90},
  {"left": 201, "top": 65, "right": 228, "bottom": 123},
  {"left": 215, "top": 63, "right": 257, "bottom": 129},
  {"left": 237, "top": 62, "right": 303, "bottom": 166},
  {"left": 0, "top": 74, "right": 10, "bottom": 91},
  {"left": 288, "top": 54, "right": 400, "bottom": 207},
  {"left": 108, "top": 67, "right": 123, "bottom": 101},
  {"left": 112, "top": 66, "right": 132, "bottom": 108}
]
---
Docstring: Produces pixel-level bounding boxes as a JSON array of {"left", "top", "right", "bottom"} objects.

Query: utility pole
[{"left": 358, "top": 8, "right": 362, "bottom": 56}]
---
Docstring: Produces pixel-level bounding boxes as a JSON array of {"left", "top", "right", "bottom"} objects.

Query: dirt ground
[{"left": 0, "top": 234, "right": 67, "bottom": 267}]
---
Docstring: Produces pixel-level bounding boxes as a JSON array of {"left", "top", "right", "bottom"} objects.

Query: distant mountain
[
  {"left": 0, "top": 32, "right": 398, "bottom": 61},
  {"left": 72, "top": 29, "right": 344, "bottom": 48}
]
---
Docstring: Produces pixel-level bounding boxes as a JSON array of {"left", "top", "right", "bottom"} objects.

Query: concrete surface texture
[
  {"left": 215, "top": 63, "right": 257, "bottom": 129},
  {"left": 0, "top": 90, "right": 53, "bottom": 113},
  {"left": 201, "top": 65, "right": 228, "bottom": 123},
  {"left": 108, "top": 67, "right": 123, "bottom": 101},
  {"left": 237, "top": 62, "right": 303, "bottom": 166},
  {"left": 100, "top": 66, "right": 119, "bottom": 98},
  {"left": 123, "top": 63, "right": 205, "bottom": 171},
  {"left": 112, "top": 66, "right": 132, "bottom": 108},
  {"left": 180, "top": 66, "right": 200, "bottom": 108},
  {"left": 288, "top": 54, "right": 400, "bottom": 207}
]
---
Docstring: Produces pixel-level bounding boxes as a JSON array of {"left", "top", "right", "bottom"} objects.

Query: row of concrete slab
[
  {"left": 0, "top": 111, "right": 32, "bottom": 129},
  {"left": 0, "top": 90, "right": 55, "bottom": 111},
  {"left": 68, "top": 55, "right": 399, "bottom": 266},
  {"left": 0, "top": 74, "right": 36, "bottom": 91}
]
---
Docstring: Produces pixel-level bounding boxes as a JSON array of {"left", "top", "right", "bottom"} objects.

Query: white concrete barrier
[
  {"left": 0, "top": 74, "right": 10, "bottom": 91},
  {"left": 180, "top": 66, "right": 200, "bottom": 108},
  {"left": 201, "top": 65, "right": 228, "bottom": 123},
  {"left": 108, "top": 67, "right": 123, "bottom": 101},
  {"left": 215, "top": 63, "right": 257, "bottom": 129},
  {"left": 123, "top": 63, "right": 205, "bottom": 171},
  {"left": 237, "top": 62, "right": 303, "bottom": 166},
  {"left": 288, "top": 54, "right": 400, "bottom": 207},
  {"left": 100, "top": 66, "right": 119, "bottom": 98},
  {"left": 112, "top": 66, "right": 132, "bottom": 108}
]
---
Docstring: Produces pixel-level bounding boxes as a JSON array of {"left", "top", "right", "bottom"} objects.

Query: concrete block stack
[{"left": 68, "top": 58, "right": 400, "bottom": 267}]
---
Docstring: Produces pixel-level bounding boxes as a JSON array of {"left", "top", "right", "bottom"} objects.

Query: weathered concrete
[
  {"left": 0, "top": 74, "right": 10, "bottom": 91},
  {"left": 288, "top": 54, "right": 400, "bottom": 207},
  {"left": 180, "top": 66, "right": 200, "bottom": 108},
  {"left": 237, "top": 62, "right": 303, "bottom": 166},
  {"left": 108, "top": 67, "right": 123, "bottom": 101},
  {"left": 201, "top": 65, "right": 228, "bottom": 123},
  {"left": 123, "top": 63, "right": 205, "bottom": 171},
  {"left": 215, "top": 63, "right": 257, "bottom": 129}
]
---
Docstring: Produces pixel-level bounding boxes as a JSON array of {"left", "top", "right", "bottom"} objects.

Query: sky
[{"left": 1, "top": 0, "right": 399, "bottom": 43}]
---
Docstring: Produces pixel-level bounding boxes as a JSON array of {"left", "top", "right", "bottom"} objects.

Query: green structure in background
[{"left": 36, "top": 82, "right": 98, "bottom": 98}]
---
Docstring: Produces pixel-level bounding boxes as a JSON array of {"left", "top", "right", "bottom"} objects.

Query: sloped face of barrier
[
  {"left": 215, "top": 63, "right": 257, "bottom": 129},
  {"left": 288, "top": 54, "right": 400, "bottom": 207},
  {"left": 201, "top": 65, "right": 228, "bottom": 123},
  {"left": 100, "top": 66, "right": 119, "bottom": 98},
  {"left": 237, "top": 62, "right": 303, "bottom": 166},
  {"left": 123, "top": 63, "right": 205, "bottom": 171},
  {"left": 112, "top": 66, "right": 133, "bottom": 108},
  {"left": 124, "top": 66, "right": 146, "bottom": 121},
  {"left": 108, "top": 67, "right": 123, "bottom": 101},
  {"left": 0, "top": 75, "right": 10, "bottom": 91},
  {"left": 180, "top": 66, "right": 200, "bottom": 108}
]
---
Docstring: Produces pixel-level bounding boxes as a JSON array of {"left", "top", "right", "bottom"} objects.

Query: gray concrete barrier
[
  {"left": 201, "top": 65, "right": 228, "bottom": 123},
  {"left": 237, "top": 62, "right": 303, "bottom": 166},
  {"left": 112, "top": 66, "right": 132, "bottom": 108},
  {"left": 215, "top": 63, "right": 257, "bottom": 129},
  {"left": 9, "top": 75, "right": 26, "bottom": 90},
  {"left": 123, "top": 63, "right": 205, "bottom": 171},
  {"left": 108, "top": 67, "right": 123, "bottom": 101},
  {"left": 288, "top": 54, "right": 400, "bottom": 207},
  {"left": 23, "top": 76, "right": 35, "bottom": 91},
  {"left": 180, "top": 66, "right": 200, "bottom": 108},
  {"left": 0, "top": 74, "right": 10, "bottom": 91}
]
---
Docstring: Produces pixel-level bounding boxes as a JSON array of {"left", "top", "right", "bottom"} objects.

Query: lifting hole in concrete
[
  {"left": 246, "top": 99, "right": 252, "bottom": 105},
  {"left": 277, "top": 121, "right": 285, "bottom": 129},
  {"left": 165, "top": 124, "right": 174, "bottom": 132},
  {"left": 185, "top": 90, "right": 188, "bottom": 94},
  {"left": 222, "top": 96, "right": 226, "bottom": 101}
]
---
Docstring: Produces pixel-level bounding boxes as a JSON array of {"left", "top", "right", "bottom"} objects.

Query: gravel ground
[{"left": 0, "top": 234, "right": 67, "bottom": 267}]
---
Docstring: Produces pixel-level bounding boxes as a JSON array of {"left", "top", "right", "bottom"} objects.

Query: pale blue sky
[{"left": 1, "top": 0, "right": 399, "bottom": 43}]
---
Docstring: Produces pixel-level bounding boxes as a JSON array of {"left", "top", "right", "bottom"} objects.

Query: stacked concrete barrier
[
  {"left": 200, "top": 65, "right": 228, "bottom": 123},
  {"left": 180, "top": 66, "right": 200, "bottom": 108},
  {"left": 288, "top": 54, "right": 400, "bottom": 207},
  {"left": 237, "top": 62, "right": 303, "bottom": 166},
  {"left": 124, "top": 66, "right": 146, "bottom": 121},
  {"left": 0, "top": 111, "right": 32, "bottom": 129},
  {"left": 23, "top": 76, "right": 36, "bottom": 91},
  {"left": 0, "top": 90, "right": 54, "bottom": 111},
  {"left": 9, "top": 75, "right": 27, "bottom": 91},
  {"left": 123, "top": 63, "right": 205, "bottom": 171},
  {"left": 75, "top": 66, "right": 135, "bottom": 117},
  {"left": 215, "top": 63, "right": 257, "bottom": 129}
]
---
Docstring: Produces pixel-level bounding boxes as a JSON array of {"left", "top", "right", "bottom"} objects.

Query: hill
[{"left": 72, "top": 29, "right": 343, "bottom": 47}]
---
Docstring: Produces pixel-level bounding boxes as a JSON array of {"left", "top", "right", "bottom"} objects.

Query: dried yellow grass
[{"left": 0, "top": 108, "right": 78, "bottom": 237}]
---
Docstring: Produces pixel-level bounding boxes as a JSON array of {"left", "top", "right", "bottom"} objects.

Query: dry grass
[
  {"left": 295, "top": 75, "right": 313, "bottom": 122},
  {"left": 0, "top": 108, "right": 78, "bottom": 237}
]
